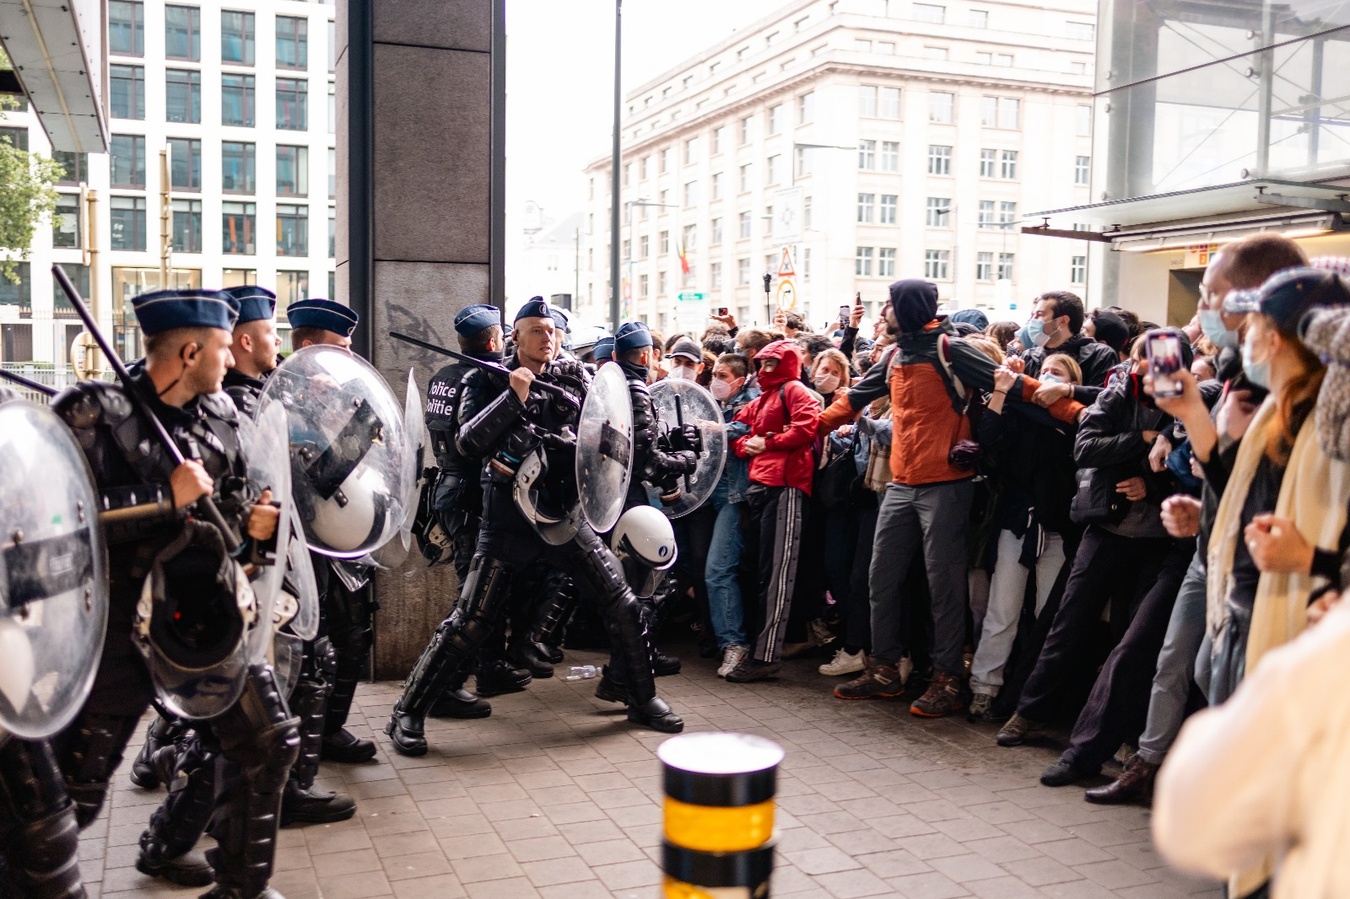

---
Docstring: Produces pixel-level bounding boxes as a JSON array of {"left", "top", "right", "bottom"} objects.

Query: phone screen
[
  {"left": 1147, "top": 334, "right": 1185, "bottom": 398},
  {"left": 838, "top": 305, "right": 850, "bottom": 326},
  {"left": 718, "top": 307, "right": 728, "bottom": 316}
]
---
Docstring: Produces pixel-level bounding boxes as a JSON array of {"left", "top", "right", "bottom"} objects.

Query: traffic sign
[
  {"left": 777, "top": 248, "right": 794, "bottom": 278},
  {"left": 776, "top": 278, "right": 797, "bottom": 310},
  {"left": 677, "top": 291, "right": 705, "bottom": 302}
]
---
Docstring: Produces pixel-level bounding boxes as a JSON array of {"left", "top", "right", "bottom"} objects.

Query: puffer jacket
[
  {"left": 714, "top": 382, "right": 760, "bottom": 504},
  {"left": 733, "top": 340, "right": 819, "bottom": 495}
]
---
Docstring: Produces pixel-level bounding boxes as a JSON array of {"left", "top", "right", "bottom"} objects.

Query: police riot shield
[
  {"left": 574, "top": 363, "right": 634, "bottom": 533},
  {"left": 259, "top": 346, "right": 415, "bottom": 559},
  {"left": 397, "top": 368, "right": 428, "bottom": 553},
  {"left": 238, "top": 402, "right": 292, "bottom": 663},
  {"left": 280, "top": 501, "right": 319, "bottom": 641},
  {"left": 649, "top": 379, "right": 727, "bottom": 518},
  {"left": 0, "top": 402, "right": 107, "bottom": 739}
]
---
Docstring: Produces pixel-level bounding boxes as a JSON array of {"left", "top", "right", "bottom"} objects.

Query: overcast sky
[{"left": 503, "top": 0, "right": 789, "bottom": 226}]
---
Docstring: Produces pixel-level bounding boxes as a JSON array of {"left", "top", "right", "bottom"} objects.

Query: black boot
[
  {"left": 137, "top": 734, "right": 217, "bottom": 888},
  {"left": 428, "top": 688, "right": 491, "bottom": 719},
  {"left": 506, "top": 638, "right": 554, "bottom": 679},
  {"left": 474, "top": 659, "right": 532, "bottom": 697},
  {"left": 319, "top": 729, "right": 376, "bottom": 764},
  {"left": 385, "top": 702, "right": 427, "bottom": 757},
  {"left": 129, "top": 715, "right": 187, "bottom": 790},
  {"left": 279, "top": 781, "right": 355, "bottom": 827},
  {"left": 627, "top": 697, "right": 684, "bottom": 733},
  {"left": 135, "top": 832, "right": 214, "bottom": 887},
  {"left": 593, "top": 666, "right": 627, "bottom": 704},
  {"left": 0, "top": 739, "right": 87, "bottom": 899}
]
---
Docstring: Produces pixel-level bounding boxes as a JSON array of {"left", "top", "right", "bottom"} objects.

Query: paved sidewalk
[{"left": 79, "top": 646, "right": 1221, "bottom": 898}]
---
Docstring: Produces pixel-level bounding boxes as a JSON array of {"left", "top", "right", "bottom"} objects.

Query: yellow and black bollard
[{"left": 658, "top": 733, "right": 784, "bottom": 898}]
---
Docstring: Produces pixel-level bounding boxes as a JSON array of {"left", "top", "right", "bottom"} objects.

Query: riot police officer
[
  {"left": 49, "top": 288, "right": 297, "bottom": 899},
  {"left": 387, "top": 299, "right": 684, "bottom": 756},
  {"left": 286, "top": 299, "right": 379, "bottom": 764}
]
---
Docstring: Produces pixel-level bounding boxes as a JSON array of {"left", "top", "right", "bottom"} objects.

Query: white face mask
[
  {"left": 669, "top": 363, "right": 698, "bottom": 381},
  {"left": 814, "top": 373, "right": 841, "bottom": 394},
  {"left": 710, "top": 378, "right": 741, "bottom": 402}
]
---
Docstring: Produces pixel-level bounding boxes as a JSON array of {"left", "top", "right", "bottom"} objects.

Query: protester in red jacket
[{"left": 723, "top": 339, "right": 820, "bottom": 682}]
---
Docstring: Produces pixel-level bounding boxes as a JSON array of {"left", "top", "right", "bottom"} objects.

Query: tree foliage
[{"left": 0, "top": 51, "right": 62, "bottom": 284}]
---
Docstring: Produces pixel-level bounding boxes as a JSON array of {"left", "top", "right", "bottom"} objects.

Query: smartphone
[
  {"left": 838, "top": 305, "right": 850, "bottom": 326},
  {"left": 1147, "top": 333, "right": 1185, "bottom": 398},
  {"left": 717, "top": 307, "right": 728, "bottom": 316}
]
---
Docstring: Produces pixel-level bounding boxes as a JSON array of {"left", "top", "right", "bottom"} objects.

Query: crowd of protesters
[{"left": 516, "top": 231, "right": 1350, "bottom": 897}]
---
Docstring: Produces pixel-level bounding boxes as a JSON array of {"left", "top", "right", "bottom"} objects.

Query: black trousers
[
  {"left": 1063, "top": 537, "right": 1195, "bottom": 770},
  {"left": 1017, "top": 526, "right": 1176, "bottom": 723},
  {"left": 740, "top": 486, "right": 806, "bottom": 663}
]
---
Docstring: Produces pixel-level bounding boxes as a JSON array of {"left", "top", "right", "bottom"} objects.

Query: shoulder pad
[
  {"left": 198, "top": 390, "right": 240, "bottom": 423},
  {"left": 51, "top": 380, "right": 135, "bottom": 430}
]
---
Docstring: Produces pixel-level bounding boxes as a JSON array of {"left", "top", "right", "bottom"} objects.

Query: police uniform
[
  {"left": 48, "top": 289, "right": 299, "bottom": 899},
  {"left": 220, "top": 286, "right": 278, "bottom": 419},
  {"left": 281, "top": 299, "right": 380, "bottom": 765},
  {"left": 386, "top": 300, "right": 684, "bottom": 757}
]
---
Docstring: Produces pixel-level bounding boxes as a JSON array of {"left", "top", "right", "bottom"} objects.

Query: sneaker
[
  {"left": 996, "top": 712, "right": 1046, "bottom": 747},
  {"left": 725, "top": 659, "right": 781, "bottom": 683},
  {"left": 968, "top": 692, "right": 993, "bottom": 719},
  {"left": 807, "top": 618, "right": 838, "bottom": 649},
  {"left": 818, "top": 648, "right": 866, "bottom": 677},
  {"left": 1040, "top": 756, "right": 1099, "bottom": 787},
  {"left": 834, "top": 663, "right": 905, "bottom": 700},
  {"left": 910, "top": 671, "right": 966, "bottom": 718},
  {"left": 717, "top": 645, "right": 749, "bottom": 678}
]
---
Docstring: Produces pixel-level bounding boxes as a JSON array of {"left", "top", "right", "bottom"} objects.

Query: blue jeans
[{"left": 704, "top": 494, "right": 747, "bottom": 649}]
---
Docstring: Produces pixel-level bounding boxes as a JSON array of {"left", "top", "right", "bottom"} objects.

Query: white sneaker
[
  {"left": 717, "top": 645, "right": 749, "bottom": 678},
  {"left": 818, "top": 648, "right": 866, "bottom": 677}
]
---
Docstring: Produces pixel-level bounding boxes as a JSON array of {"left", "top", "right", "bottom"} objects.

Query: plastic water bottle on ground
[{"left": 564, "top": 665, "right": 598, "bottom": 681}]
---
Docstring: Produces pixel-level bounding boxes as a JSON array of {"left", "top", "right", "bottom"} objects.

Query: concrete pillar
[{"left": 336, "top": 0, "right": 506, "bottom": 678}]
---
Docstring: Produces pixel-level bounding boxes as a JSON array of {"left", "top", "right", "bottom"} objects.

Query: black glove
[
  {"left": 549, "top": 359, "right": 587, "bottom": 383},
  {"left": 677, "top": 450, "right": 698, "bottom": 474}
]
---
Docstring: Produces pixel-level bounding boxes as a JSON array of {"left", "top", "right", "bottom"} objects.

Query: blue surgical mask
[
  {"left": 1242, "top": 330, "right": 1271, "bottom": 389},
  {"left": 1026, "top": 318, "right": 1056, "bottom": 348},
  {"left": 1199, "top": 309, "right": 1240, "bottom": 352},
  {"left": 1040, "top": 373, "right": 1066, "bottom": 386},
  {"left": 1017, "top": 321, "right": 1035, "bottom": 350}
]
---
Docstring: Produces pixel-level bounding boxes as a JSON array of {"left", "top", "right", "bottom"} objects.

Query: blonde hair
[
  {"left": 1042, "top": 352, "right": 1083, "bottom": 385},
  {"left": 811, "top": 348, "right": 853, "bottom": 388},
  {"left": 964, "top": 336, "right": 1005, "bottom": 365}
]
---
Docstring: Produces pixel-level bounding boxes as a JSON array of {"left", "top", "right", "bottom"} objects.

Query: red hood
[{"left": 755, "top": 339, "right": 802, "bottom": 388}]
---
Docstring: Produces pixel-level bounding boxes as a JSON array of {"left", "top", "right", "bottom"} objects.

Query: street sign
[
  {"left": 776, "top": 278, "right": 797, "bottom": 311},
  {"left": 777, "top": 248, "right": 795, "bottom": 278},
  {"left": 677, "top": 291, "right": 705, "bottom": 302}
]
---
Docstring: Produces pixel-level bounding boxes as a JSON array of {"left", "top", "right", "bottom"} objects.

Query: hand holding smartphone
[{"left": 1147, "top": 332, "right": 1185, "bottom": 398}]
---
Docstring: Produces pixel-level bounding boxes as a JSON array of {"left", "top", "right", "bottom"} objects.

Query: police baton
[
  {"left": 0, "top": 368, "right": 57, "bottom": 397},
  {"left": 52, "top": 264, "right": 245, "bottom": 553},
  {"left": 388, "top": 330, "right": 571, "bottom": 400}
]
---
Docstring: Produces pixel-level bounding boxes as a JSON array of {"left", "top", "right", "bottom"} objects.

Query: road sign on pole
[
  {"left": 777, "top": 248, "right": 795, "bottom": 278},
  {"left": 776, "top": 278, "right": 797, "bottom": 310},
  {"left": 677, "top": 291, "right": 706, "bottom": 302}
]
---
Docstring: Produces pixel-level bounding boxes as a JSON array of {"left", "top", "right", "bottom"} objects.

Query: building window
[
  {"left": 795, "top": 146, "right": 815, "bottom": 179},
  {"left": 1067, "top": 21, "right": 1095, "bottom": 41},
  {"left": 53, "top": 194, "right": 81, "bottom": 249},
  {"left": 924, "top": 249, "right": 949, "bottom": 280},
  {"left": 978, "top": 200, "right": 995, "bottom": 228},
  {"left": 110, "top": 135, "right": 146, "bottom": 188},
  {"left": 1075, "top": 155, "right": 1090, "bottom": 185},
  {"left": 167, "top": 138, "right": 201, "bottom": 190},
  {"left": 1076, "top": 104, "right": 1092, "bottom": 136},
  {"left": 222, "top": 141, "right": 256, "bottom": 193},
  {"left": 970, "top": 9, "right": 989, "bottom": 28},
  {"left": 976, "top": 252, "right": 993, "bottom": 281},
  {"left": 928, "top": 144, "right": 951, "bottom": 175},
  {"left": 109, "top": 1, "right": 145, "bottom": 56},
  {"left": 660, "top": 230, "right": 670, "bottom": 254},
  {"left": 767, "top": 104, "right": 782, "bottom": 135},
  {"left": 222, "top": 269, "right": 256, "bottom": 289},
  {"left": 767, "top": 154, "right": 781, "bottom": 185},
  {"left": 277, "top": 146, "right": 309, "bottom": 196},
  {"left": 172, "top": 199, "right": 202, "bottom": 253},
  {"left": 658, "top": 271, "right": 668, "bottom": 294},
  {"left": 738, "top": 211, "right": 751, "bottom": 239},
  {"left": 277, "top": 205, "right": 308, "bottom": 256},
  {"left": 1071, "top": 255, "right": 1087, "bottom": 284},
  {"left": 859, "top": 86, "right": 878, "bottom": 118},
  {"left": 999, "top": 200, "right": 1017, "bottom": 228},
  {"left": 855, "top": 247, "right": 873, "bottom": 277},
  {"left": 923, "top": 47, "right": 948, "bottom": 61},
  {"left": 684, "top": 181, "right": 698, "bottom": 206},
  {"left": 926, "top": 197, "right": 950, "bottom": 227},
  {"left": 276, "top": 16, "right": 308, "bottom": 69},
  {"left": 0, "top": 263, "right": 30, "bottom": 312},
  {"left": 110, "top": 196, "right": 147, "bottom": 251},
  {"left": 879, "top": 194, "right": 897, "bottom": 224},
  {"left": 880, "top": 87, "right": 901, "bottom": 119},
  {"left": 639, "top": 234, "right": 650, "bottom": 258},
  {"left": 913, "top": 3, "right": 945, "bottom": 24},
  {"left": 739, "top": 116, "right": 752, "bottom": 145},
  {"left": 998, "top": 253, "right": 1015, "bottom": 280},
  {"left": 982, "top": 96, "right": 1021, "bottom": 129},
  {"left": 110, "top": 65, "right": 145, "bottom": 119},
  {"left": 710, "top": 262, "right": 723, "bottom": 289},
  {"left": 798, "top": 91, "right": 815, "bottom": 124},
  {"left": 858, "top": 140, "right": 875, "bottom": 170},
  {"left": 164, "top": 5, "right": 201, "bottom": 60},
  {"left": 0, "top": 127, "right": 26, "bottom": 152},
  {"left": 684, "top": 137, "right": 699, "bottom": 165},
  {"left": 711, "top": 128, "right": 724, "bottom": 156},
  {"left": 660, "top": 148, "right": 671, "bottom": 173},
  {"left": 222, "top": 11, "right": 255, "bottom": 65},
  {"left": 1001, "top": 149, "right": 1018, "bottom": 179},
  {"left": 878, "top": 247, "right": 896, "bottom": 278},
  {"left": 328, "top": 148, "right": 336, "bottom": 198},
  {"left": 222, "top": 74, "right": 256, "bottom": 126},
  {"left": 707, "top": 218, "right": 721, "bottom": 245},
  {"left": 739, "top": 163, "right": 752, "bottom": 193},
  {"left": 711, "top": 171, "right": 724, "bottom": 200},
  {"left": 929, "top": 91, "right": 954, "bottom": 123},
  {"left": 803, "top": 196, "right": 812, "bottom": 227},
  {"left": 682, "top": 223, "right": 697, "bottom": 251},
  {"left": 737, "top": 258, "right": 750, "bottom": 285},
  {"left": 857, "top": 193, "right": 874, "bottom": 223},
  {"left": 277, "top": 79, "right": 308, "bottom": 130},
  {"left": 277, "top": 271, "right": 308, "bottom": 305},
  {"left": 166, "top": 69, "right": 201, "bottom": 123},
  {"left": 979, "top": 148, "right": 996, "bottom": 177},
  {"left": 329, "top": 208, "right": 336, "bottom": 258},
  {"left": 880, "top": 141, "right": 899, "bottom": 171},
  {"left": 222, "top": 202, "right": 255, "bottom": 254},
  {"left": 54, "top": 151, "right": 88, "bottom": 185}
]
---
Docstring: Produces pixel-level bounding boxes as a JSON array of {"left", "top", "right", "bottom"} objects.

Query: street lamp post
[{"left": 610, "top": 0, "right": 623, "bottom": 333}]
